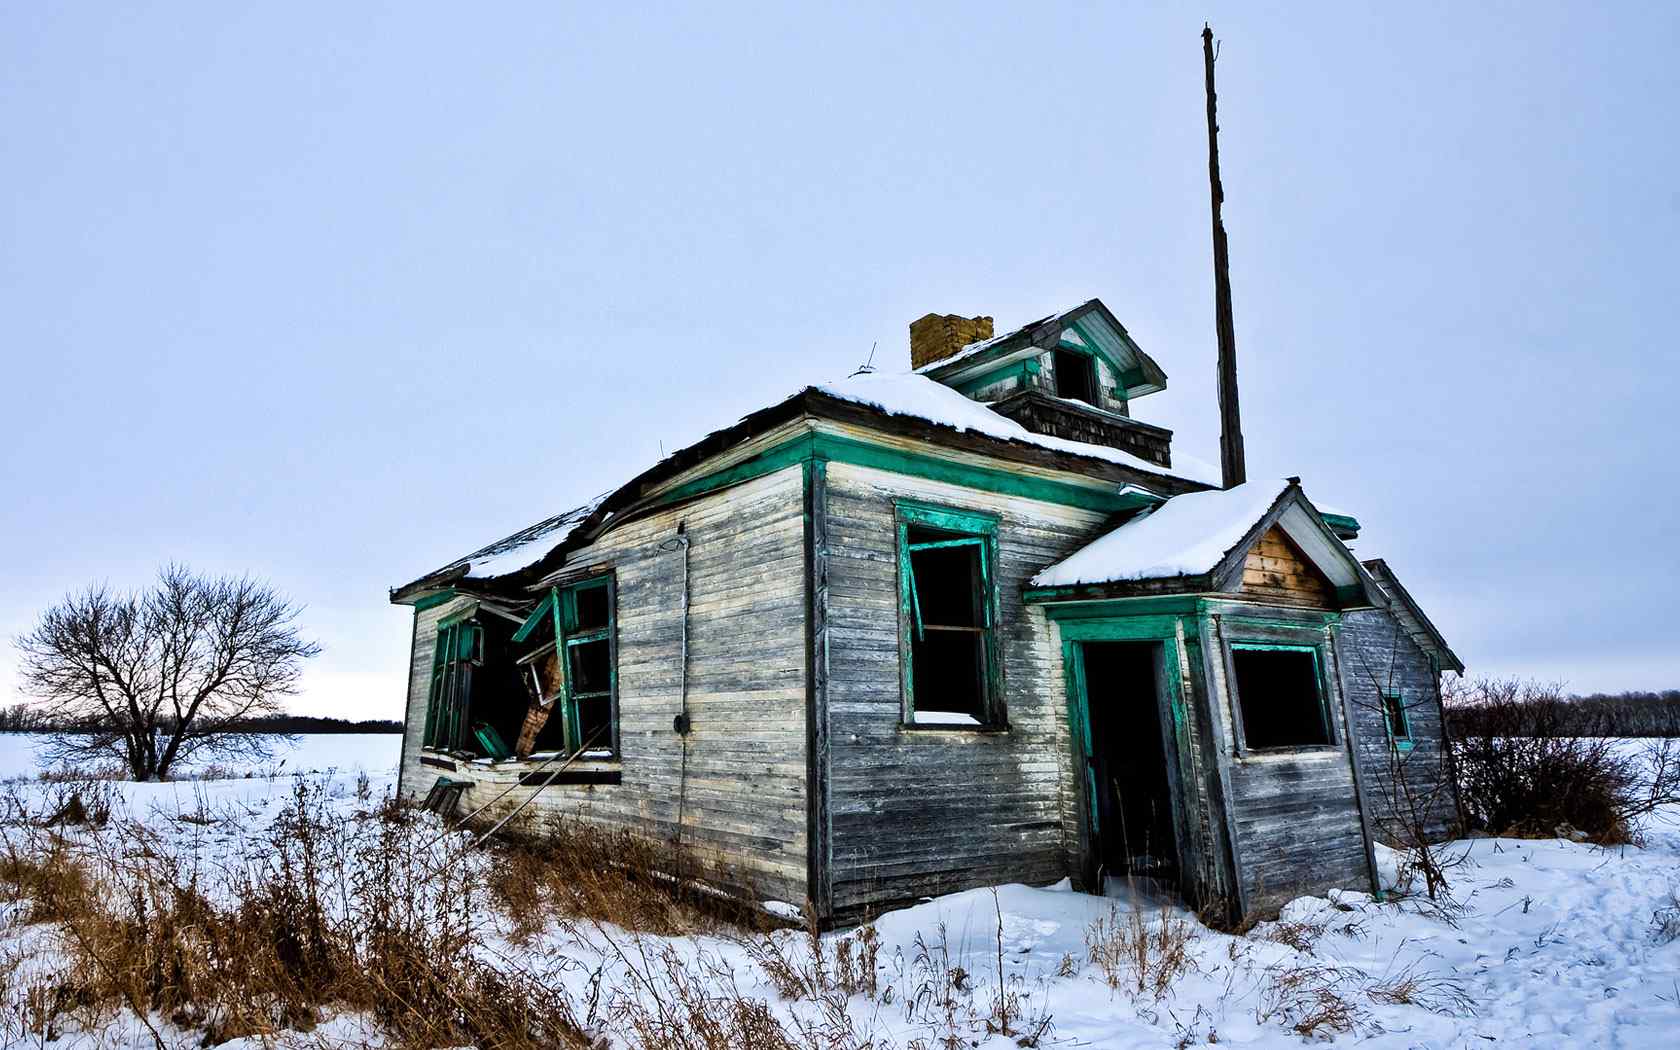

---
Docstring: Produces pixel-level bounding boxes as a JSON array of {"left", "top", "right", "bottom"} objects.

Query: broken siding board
[
  {"left": 822, "top": 460, "right": 1106, "bottom": 917},
  {"left": 1336, "top": 608, "right": 1459, "bottom": 841},
  {"left": 1240, "top": 526, "right": 1334, "bottom": 608}
]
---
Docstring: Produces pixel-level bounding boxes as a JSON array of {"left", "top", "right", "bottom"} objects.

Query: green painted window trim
[
  {"left": 895, "top": 501, "right": 1003, "bottom": 728},
  {"left": 1227, "top": 641, "right": 1336, "bottom": 753},
  {"left": 552, "top": 575, "right": 616, "bottom": 757},
  {"left": 425, "top": 619, "right": 482, "bottom": 751},
  {"left": 512, "top": 589, "right": 559, "bottom": 644},
  {"left": 1382, "top": 689, "right": 1415, "bottom": 752},
  {"left": 413, "top": 589, "right": 456, "bottom": 612}
]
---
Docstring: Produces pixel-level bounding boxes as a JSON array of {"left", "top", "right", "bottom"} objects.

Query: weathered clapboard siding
[
  {"left": 396, "top": 466, "right": 810, "bottom": 905},
  {"left": 1337, "top": 608, "right": 1458, "bottom": 841},
  {"left": 1241, "top": 527, "right": 1333, "bottom": 608},
  {"left": 396, "top": 597, "right": 471, "bottom": 798},
  {"left": 821, "top": 460, "right": 1108, "bottom": 919},
  {"left": 1202, "top": 610, "right": 1372, "bottom": 910}
]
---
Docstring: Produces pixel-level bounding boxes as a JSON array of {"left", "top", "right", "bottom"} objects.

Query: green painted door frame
[{"left": 1057, "top": 613, "right": 1196, "bottom": 896}]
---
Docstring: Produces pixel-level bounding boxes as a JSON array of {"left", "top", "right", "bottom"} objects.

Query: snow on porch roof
[{"left": 1031, "top": 479, "right": 1293, "bottom": 588}]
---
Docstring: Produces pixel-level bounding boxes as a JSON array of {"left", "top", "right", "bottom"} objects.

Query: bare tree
[
  {"left": 1343, "top": 617, "right": 1468, "bottom": 912},
  {"left": 14, "top": 565, "right": 321, "bottom": 780}
]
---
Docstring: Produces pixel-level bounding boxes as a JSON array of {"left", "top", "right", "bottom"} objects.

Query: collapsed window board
[
  {"left": 896, "top": 502, "right": 1002, "bottom": 727},
  {"left": 1229, "top": 643, "right": 1331, "bottom": 751}
]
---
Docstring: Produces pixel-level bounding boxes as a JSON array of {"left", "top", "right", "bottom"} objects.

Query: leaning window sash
[{"left": 904, "top": 536, "right": 990, "bottom": 641}]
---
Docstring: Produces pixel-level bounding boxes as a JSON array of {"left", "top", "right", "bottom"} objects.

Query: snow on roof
[
  {"left": 1030, "top": 479, "right": 1291, "bottom": 588},
  {"left": 813, "top": 371, "right": 1216, "bottom": 484},
  {"left": 447, "top": 493, "right": 609, "bottom": 582},
  {"left": 404, "top": 370, "right": 1214, "bottom": 595}
]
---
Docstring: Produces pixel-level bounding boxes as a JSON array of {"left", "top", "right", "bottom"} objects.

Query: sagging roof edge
[
  {"left": 1360, "top": 558, "right": 1466, "bottom": 674},
  {"left": 389, "top": 386, "right": 1213, "bottom": 606}
]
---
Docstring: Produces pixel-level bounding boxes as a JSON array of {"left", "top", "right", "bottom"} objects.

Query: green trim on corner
[
  {"left": 650, "top": 431, "right": 1163, "bottom": 516},
  {"left": 1322, "top": 512, "right": 1361, "bottom": 538},
  {"left": 658, "top": 435, "right": 818, "bottom": 505},
  {"left": 412, "top": 590, "right": 456, "bottom": 613}
]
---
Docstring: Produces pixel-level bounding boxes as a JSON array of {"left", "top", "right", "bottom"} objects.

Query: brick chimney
[{"left": 909, "top": 313, "right": 993, "bottom": 370}]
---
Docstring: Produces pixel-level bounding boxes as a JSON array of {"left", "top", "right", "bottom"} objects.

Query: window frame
[
  {"left": 1382, "top": 689, "right": 1415, "bottom": 754},
  {"left": 1225, "top": 640, "right": 1338, "bottom": 755},
  {"left": 1052, "top": 346, "right": 1100, "bottom": 405},
  {"left": 424, "top": 618, "right": 483, "bottom": 751},
  {"left": 894, "top": 500, "right": 1005, "bottom": 730},
  {"left": 511, "top": 572, "right": 619, "bottom": 760}
]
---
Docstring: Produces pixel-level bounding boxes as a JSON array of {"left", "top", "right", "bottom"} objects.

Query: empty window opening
[
  {"left": 1383, "top": 691, "right": 1413, "bottom": 751},
  {"left": 1231, "top": 645, "right": 1330, "bottom": 750},
  {"left": 1053, "top": 348, "right": 1099, "bottom": 405},
  {"left": 1081, "top": 641, "right": 1178, "bottom": 889},
  {"left": 902, "top": 519, "right": 996, "bottom": 725}
]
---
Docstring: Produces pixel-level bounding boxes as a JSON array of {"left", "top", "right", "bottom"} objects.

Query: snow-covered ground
[
  {"left": 0, "top": 732, "right": 400, "bottom": 782},
  {"left": 1, "top": 736, "right": 1676, "bottom": 1048}
]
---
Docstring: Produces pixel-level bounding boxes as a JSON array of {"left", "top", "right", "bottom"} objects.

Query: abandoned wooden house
[{"left": 389, "top": 297, "right": 1463, "bottom": 925}]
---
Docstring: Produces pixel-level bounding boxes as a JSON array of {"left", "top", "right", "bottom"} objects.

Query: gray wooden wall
[
  {"left": 396, "top": 466, "right": 811, "bottom": 905},
  {"left": 1201, "top": 611, "right": 1373, "bottom": 911},
  {"left": 1337, "top": 608, "right": 1458, "bottom": 842},
  {"left": 820, "top": 460, "right": 1108, "bottom": 919}
]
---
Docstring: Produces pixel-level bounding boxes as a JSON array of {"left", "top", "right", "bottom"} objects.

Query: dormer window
[{"left": 1053, "top": 348, "right": 1099, "bottom": 405}]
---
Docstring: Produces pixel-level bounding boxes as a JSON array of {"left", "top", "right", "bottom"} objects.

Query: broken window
[
  {"left": 897, "top": 504, "right": 1000, "bottom": 727},
  {"left": 1053, "top": 347, "right": 1099, "bottom": 405},
  {"left": 424, "top": 619, "right": 481, "bottom": 751},
  {"left": 511, "top": 575, "right": 617, "bottom": 759},
  {"left": 423, "top": 606, "right": 531, "bottom": 759},
  {"left": 1382, "top": 690, "right": 1414, "bottom": 752},
  {"left": 1230, "top": 644, "right": 1330, "bottom": 750}
]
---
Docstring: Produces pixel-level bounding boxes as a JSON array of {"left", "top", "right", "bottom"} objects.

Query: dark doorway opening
[{"left": 1081, "top": 641, "right": 1178, "bottom": 890}]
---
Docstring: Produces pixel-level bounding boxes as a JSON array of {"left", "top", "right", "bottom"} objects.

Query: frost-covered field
[
  {"left": 1, "top": 737, "right": 1676, "bottom": 1048},
  {"left": 0, "top": 732, "right": 401, "bottom": 782}
]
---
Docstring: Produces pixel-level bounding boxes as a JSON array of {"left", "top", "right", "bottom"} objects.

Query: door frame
[{"left": 1060, "top": 616, "right": 1199, "bottom": 898}]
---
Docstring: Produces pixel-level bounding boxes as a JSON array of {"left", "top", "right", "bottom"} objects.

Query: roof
[
  {"left": 439, "top": 495, "right": 607, "bottom": 583},
  {"left": 812, "top": 372, "right": 1216, "bottom": 482},
  {"left": 914, "top": 299, "right": 1170, "bottom": 400},
  {"left": 1028, "top": 478, "right": 1387, "bottom": 606},
  {"left": 391, "top": 371, "right": 1216, "bottom": 602},
  {"left": 1361, "top": 558, "right": 1466, "bottom": 674},
  {"left": 1031, "top": 479, "right": 1292, "bottom": 587}
]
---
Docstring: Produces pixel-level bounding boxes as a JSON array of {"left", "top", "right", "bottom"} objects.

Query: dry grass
[
  {"left": 1084, "top": 903, "right": 1199, "bottom": 1002},
  {"left": 1365, "top": 957, "right": 1475, "bottom": 1015},
  {"left": 484, "top": 814, "right": 761, "bottom": 942},
  {"left": 0, "top": 781, "right": 598, "bottom": 1048},
  {"left": 2, "top": 779, "right": 1048, "bottom": 1050},
  {"left": 1254, "top": 960, "right": 1373, "bottom": 1038}
]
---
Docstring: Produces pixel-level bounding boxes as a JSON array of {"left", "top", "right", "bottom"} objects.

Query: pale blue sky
[{"left": 3, "top": 3, "right": 1676, "bottom": 716}]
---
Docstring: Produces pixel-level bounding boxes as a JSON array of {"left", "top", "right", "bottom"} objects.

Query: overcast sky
[{"left": 3, "top": 3, "right": 1676, "bottom": 717}]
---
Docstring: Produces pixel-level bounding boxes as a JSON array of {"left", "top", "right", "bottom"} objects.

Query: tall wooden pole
[{"left": 1204, "top": 23, "right": 1246, "bottom": 489}]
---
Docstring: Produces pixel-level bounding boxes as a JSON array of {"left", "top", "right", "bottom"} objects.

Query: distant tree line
[
  {"left": 1445, "top": 685, "right": 1680, "bottom": 738},
  {"left": 0, "top": 704, "right": 400, "bottom": 735}
]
